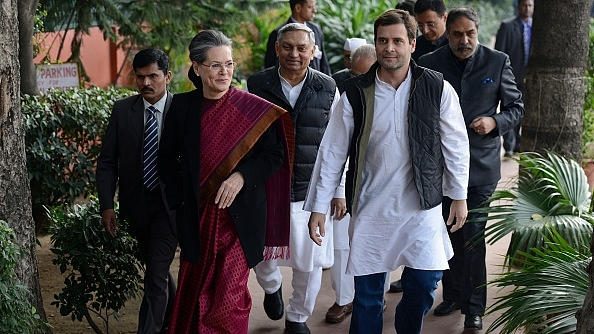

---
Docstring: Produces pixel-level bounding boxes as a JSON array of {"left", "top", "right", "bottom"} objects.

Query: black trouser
[
  {"left": 503, "top": 123, "right": 521, "bottom": 153},
  {"left": 440, "top": 183, "right": 497, "bottom": 316},
  {"left": 133, "top": 186, "right": 178, "bottom": 334}
]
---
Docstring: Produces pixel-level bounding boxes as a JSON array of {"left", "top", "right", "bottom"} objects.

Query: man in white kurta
[
  {"left": 247, "top": 23, "right": 342, "bottom": 334},
  {"left": 304, "top": 9, "right": 469, "bottom": 334}
]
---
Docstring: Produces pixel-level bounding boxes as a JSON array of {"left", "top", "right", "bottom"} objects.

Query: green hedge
[{"left": 22, "top": 87, "right": 135, "bottom": 229}]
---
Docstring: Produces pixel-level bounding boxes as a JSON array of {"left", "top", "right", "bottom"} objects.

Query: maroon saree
[{"left": 168, "top": 88, "right": 293, "bottom": 333}]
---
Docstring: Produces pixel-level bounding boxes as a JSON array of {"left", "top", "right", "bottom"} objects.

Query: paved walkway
[{"left": 247, "top": 157, "right": 520, "bottom": 334}]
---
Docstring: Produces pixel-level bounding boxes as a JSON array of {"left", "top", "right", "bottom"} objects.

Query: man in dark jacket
[
  {"left": 96, "top": 49, "right": 177, "bottom": 334},
  {"left": 264, "top": 0, "right": 331, "bottom": 75},
  {"left": 249, "top": 23, "right": 340, "bottom": 334},
  {"left": 411, "top": 0, "right": 448, "bottom": 62},
  {"left": 495, "top": 0, "right": 534, "bottom": 156},
  {"left": 418, "top": 7, "right": 524, "bottom": 330}
]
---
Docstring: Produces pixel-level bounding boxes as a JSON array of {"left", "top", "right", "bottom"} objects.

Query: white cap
[{"left": 343, "top": 38, "right": 367, "bottom": 52}]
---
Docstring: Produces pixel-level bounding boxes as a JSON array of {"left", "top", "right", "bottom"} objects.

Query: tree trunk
[
  {"left": 0, "top": 0, "right": 49, "bottom": 332},
  {"left": 18, "top": 0, "right": 40, "bottom": 95},
  {"left": 547, "top": 1, "right": 594, "bottom": 332},
  {"left": 520, "top": 0, "right": 590, "bottom": 161}
]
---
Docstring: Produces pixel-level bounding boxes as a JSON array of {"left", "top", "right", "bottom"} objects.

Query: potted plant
[
  {"left": 472, "top": 151, "right": 594, "bottom": 333},
  {"left": 487, "top": 230, "right": 589, "bottom": 334},
  {"left": 476, "top": 152, "right": 593, "bottom": 267}
]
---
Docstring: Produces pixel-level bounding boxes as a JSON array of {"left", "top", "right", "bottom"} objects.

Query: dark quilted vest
[
  {"left": 248, "top": 67, "right": 336, "bottom": 201},
  {"left": 344, "top": 61, "right": 444, "bottom": 211}
]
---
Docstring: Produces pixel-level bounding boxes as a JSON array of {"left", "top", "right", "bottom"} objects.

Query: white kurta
[
  {"left": 303, "top": 68, "right": 469, "bottom": 276},
  {"left": 266, "top": 72, "right": 342, "bottom": 271}
]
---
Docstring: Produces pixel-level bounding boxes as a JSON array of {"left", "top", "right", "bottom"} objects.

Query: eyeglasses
[
  {"left": 201, "top": 62, "right": 235, "bottom": 72},
  {"left": 417, "top": 22, "right": 437, "bottom": 29}
]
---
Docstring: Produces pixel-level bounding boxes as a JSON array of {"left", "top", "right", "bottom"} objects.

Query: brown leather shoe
[{"left": 325, "top": 302, "right": 353, "bottom": 323}]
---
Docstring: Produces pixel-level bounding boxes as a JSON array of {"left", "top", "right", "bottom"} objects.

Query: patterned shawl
[{"left": 199, "top": 87, "right": 293, "bottom": 259}]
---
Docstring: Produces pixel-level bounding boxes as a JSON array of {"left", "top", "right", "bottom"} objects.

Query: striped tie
[
  {"left": 523, "top": 21, "right": 531, "bottom": 66},
  {"left": 143, "top": 106, "right": 159, "bottom": 190}
]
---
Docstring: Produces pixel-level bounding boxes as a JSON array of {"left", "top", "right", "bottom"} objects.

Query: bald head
[{"left": 351, "top": 44, "right": 377, "bottom": 76}]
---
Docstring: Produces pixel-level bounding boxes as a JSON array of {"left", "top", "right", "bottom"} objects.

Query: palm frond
[
  {"left": 486, "top": 230, "right": 590, "bottom": 334},
  {"left": 519, "top": 152, "right": 591, "bottom": 215},
  {"left": 472, "top": 152, "right": 594, "bottom": 267}
]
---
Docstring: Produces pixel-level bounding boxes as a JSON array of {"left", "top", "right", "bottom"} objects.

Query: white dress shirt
[{"left": 143, "top": 93, "right": 168, "bottom": 140}]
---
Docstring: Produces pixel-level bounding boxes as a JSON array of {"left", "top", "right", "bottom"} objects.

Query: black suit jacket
[
  {"left": 96, "top": 92, "right": 174, "bottom": 227},
  {"left": 495, "top": 16, "right": 528, "bottom": 93},
  {"left": 264, "top": 18, "right": 331, "bottom": 75},
  {"left": 418, "top": 45, "right": 524, "bottom": 187},
  {"left": 332, "top": 68, "right": 352, "bottom": 94},
  {"left": 411, "top": 33, "right": 448, "bottom": 63},
  {"left": 158, "top": 88, "right": 284, "bottom": 268}
]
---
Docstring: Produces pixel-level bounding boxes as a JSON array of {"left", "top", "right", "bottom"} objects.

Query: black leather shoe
[
  {"left": 285, "top": 320, "right": 311, "bottom": 334},
  {"left": 433, "top": 300, "right": 461, "bottom": 316},
  {"left": 389, "top": 279, "right": 403, "bottom": 293},
  {"left": 263, "top": 286, "right": 284, "bottom": 320},
  {"left": 464, "top": 315, "right": 483, "bottom": 330}
]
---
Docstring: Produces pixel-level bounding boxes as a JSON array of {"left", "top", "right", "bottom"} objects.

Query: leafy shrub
[
  {"left": 232, "top": 6, "right": 291, "bottom": 80},
  {"left": 166, "top": 50, "right": 197, "bottom": 93},
  {"left": 48, "top": 198, "right": 143, "bottom": 334},
  {"left": 22, "top": 86, "right": 135, "bottom": 230},
  {"left": 478, "top": 152, "right": 593, "bottom": 332},
  {"left": 316, "top": 0, "right": 394, "bottom": 73},
  {"left": 0, "top": 220, "right": 49, "bottom": 333}
]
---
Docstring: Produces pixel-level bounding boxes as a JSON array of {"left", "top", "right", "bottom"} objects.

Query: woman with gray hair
[{"left": 159, "top": 29, "right": 293, "bottom": 333}]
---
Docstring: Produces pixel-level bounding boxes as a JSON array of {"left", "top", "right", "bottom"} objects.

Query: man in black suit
[
  {"left": 411, "top": 0, "right": 448, "bottom": 63},
  {"left": 495, "top": 0, "right": 534, "bottom": 156},
  {"left": 264, "top": 0, "right": 331, "bottom": 75},
  {"left": 418, "top": 7, "right": 524, "bottom": 330},
  {"left": 97, "top": 48, "right": 177, "bottom": 334}
]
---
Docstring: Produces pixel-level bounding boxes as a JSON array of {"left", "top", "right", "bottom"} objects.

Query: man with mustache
[
  {"left": 97, "top": 48, "right": 177, "bottom": 334},
  {"left": 418, "top": 7, "right": 524, "bottom": 330},
  {"left": 264, "top": 0, "right": 331, "bottom": 75},
  {"left": 249, "top": 23, "right": 340, "bottom": 334}
]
